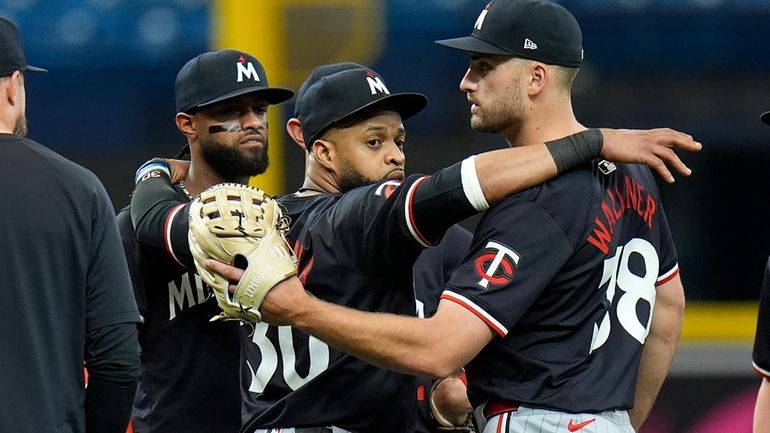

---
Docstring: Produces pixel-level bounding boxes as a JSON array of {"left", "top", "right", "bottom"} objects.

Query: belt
[{"left": 483, "top": 401, "right": 520, "bottom": 418}]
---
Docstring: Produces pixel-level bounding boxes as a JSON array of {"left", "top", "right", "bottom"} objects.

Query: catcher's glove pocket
[{"left": 188, "top": 183, "right": 298, "bottom": 322}]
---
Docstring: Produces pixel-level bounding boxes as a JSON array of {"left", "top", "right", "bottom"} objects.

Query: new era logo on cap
[{"left": 523, "top": 38, "right": 538, "bottom": 50}]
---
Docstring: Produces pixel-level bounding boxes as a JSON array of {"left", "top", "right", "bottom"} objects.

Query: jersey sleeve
[
  {"left": 442, "top": 196, "right": 574, "bottom": 336},
  {"left": 333, "top": 161, "right": 480, "bottom": 277},
  {"left": 653, "top": 205, "right": 680, "bottom": 285},
  {"left": 754, "top": 256, "right": 770, "bottom": 377},
  {"left": 86, "top": 182, "right": 142, "bottom": 331},
  {"left": 130, "top": 168, "right": 194, "bottom": 269}
]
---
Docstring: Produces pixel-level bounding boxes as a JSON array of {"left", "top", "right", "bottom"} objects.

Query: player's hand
[
  {"left": 205, "top": 258, "right": 306, "bottom": 326},
  {"left": 431, "top": 376, "right": 473, "bottom": 428},
  {"left": 599, "top": 128, "right": 702, "bottom": 183},
  {"left": 166, "top": 159, "right": 190, "bottom": 184}
]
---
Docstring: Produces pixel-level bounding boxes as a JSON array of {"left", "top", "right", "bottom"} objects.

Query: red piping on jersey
[
  {"left": 405, "top": 176, "right": 435, "bottom": 247},
  {"left": 656, "top": 265, "right": 680, "bottom": 286},
  {"left": 441, "top": 293, "right": 507, "bottom": 337},
  {"left": 164, "top": 203, "right": 186, "bottom": 267},
  {"left": 754, "top": 363, "right": 770, "bottom": 379}
]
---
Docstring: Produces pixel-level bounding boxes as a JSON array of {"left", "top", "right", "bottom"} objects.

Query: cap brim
[
  {"left": 435, "top": 36, "right": 512, "bottom": 55},
  {"left": 24, "top": 65, "right": 47, "bottom": 73},
  {"left": 337, "top": 92, "right": 428, "bottom": 125},
  {"left": 306, "top": 92, "right": 428, "bottom": 146},
  {"left": 198, "top": 86, "right": 295, "bottom": 109},
  {"left": 761, "top": 111, "right": 770, "bottom": 126}
]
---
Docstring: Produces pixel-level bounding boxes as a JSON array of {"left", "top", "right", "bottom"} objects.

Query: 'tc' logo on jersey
[
  {"left": 474, "top": 240, "right": 520, "bottom": 289},
  {"left": 236, "top": 55, "right": 260, "bottom": 83}
]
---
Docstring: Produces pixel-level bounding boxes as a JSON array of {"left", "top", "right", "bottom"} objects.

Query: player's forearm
[
  {"left": 474, "top": 144, "right": 559, "bottom": 204},
  {"left": 630, "top": 280, "right": 685, "bottom": 429},
  {"left": 754, "top": 378, "right": 770, "bottom": 433},
  {"left": 474, "top": 129, "right": 603, "bottom": 204},
  {"left": 266, "top": 279, "right": 465, "bottom": 378}
]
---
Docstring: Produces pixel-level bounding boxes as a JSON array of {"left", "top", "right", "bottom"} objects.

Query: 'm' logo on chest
[{"left": 167, "top": 273, "right": 211, "bottom": 320}]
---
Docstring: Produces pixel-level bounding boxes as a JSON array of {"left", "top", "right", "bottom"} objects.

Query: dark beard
[
  {"left": 14, "top": 113, "right": 27, "bottom": 137},
  {"left": 337, "top": 163, "right": 378, "bottom": 193},
  {"left": 200, "top": 136, "right": 269, "bottom": 182}
]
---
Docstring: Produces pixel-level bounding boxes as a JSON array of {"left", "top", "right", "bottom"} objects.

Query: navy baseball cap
[
  {"left": 436, "top": 0, "right": 584, "bottom": 68},
  {"left": 0, "top": 17, "right": 46, "bottom": 77},
  {"left": 761, "top": 111, "right": 770, "bottom": 126},
  {"left": 298, "top": 68, "right": 428, "bottom": 146},
  {"left": 175, "top": 49, "right": 294, "bottom": 113},
  {"left": 293, "top": 62, "right": 365, "bottom": 118}
]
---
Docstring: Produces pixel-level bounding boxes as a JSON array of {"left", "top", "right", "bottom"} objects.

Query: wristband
[
  {"left": 134, "top": 158, "right": 171, "bottom": 185},
  {"left": 545, "top": 129, "right": 603, "bottom": 174}
]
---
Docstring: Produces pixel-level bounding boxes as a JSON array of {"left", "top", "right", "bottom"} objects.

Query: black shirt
[{"left": 0, "top": 134, "right": 141, "bottom": 433}]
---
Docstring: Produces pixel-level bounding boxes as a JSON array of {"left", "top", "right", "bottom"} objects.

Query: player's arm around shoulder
[
  {"left": 629, "top": 273, "right": 685, "bottom": 430},
  {"left": 208, "top": 259, "right": 494, "bottom": 378}
]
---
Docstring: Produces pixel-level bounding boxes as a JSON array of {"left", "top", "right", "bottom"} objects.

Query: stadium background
[{"left": 7, "top": 0, "right": 769, "bottom": 430}]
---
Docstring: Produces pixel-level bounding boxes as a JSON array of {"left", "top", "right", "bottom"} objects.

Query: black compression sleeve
[
  {"left": 85, "top": 323, "right": 140, "bottom": 433},
  {"left": 545, "top": 129, "right": 603, "bottom": 174},
  {"left": 411, "top": 161, "right": 478, "bottom": 245}
]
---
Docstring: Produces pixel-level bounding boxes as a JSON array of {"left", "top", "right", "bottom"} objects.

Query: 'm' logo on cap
[
  {"left": 236, "top": 58, "right": 260, "bottom": 83},
  {"left": 523, "top": 39, "right": 538, "bottom": 50},
  {"left": 366, "top": 75, "right": 390, "bottom": 95}
]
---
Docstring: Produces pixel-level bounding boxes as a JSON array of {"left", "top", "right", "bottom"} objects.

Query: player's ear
[
  {"left": 286, "top": 118, "right": 307, "bottom": 151},
  {"left": 527, "top": 62, "right": 547, "bottom": 96},
  {"left": 311, "top": 138, "right": 335, "bottom": 169},
  {"left": 5, "top": 70, "right": 22, "bottom": 106},
  {"left": 175, "top": 112, "right": 197, "bottom": 138}
]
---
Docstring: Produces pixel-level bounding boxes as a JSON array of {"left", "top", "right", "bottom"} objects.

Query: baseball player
[
  {"left": 116, "top": 49, "right": 294, "bottom": 433},
  {"left": 753, "top": 110, "right": 770, "bottom": 433},
  {"left": 0, "top": 17, "right": 141, "bottom": 433},
  {"left": 289, "top": 62, "right": 477, "bottom": 432},
  {"left": 133, "top": 62, "right": 697, "bottom": 433},
  {"left": 211, "top": 2, "right": 692, "bottom": 433}
]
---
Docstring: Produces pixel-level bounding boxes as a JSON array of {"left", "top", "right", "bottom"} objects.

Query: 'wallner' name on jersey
[
  {"left": 587, "top": 175, "right": 657, "bottom": 254},
  {"left": 168, "top": 273, "right": 210, "bottom": 320}
]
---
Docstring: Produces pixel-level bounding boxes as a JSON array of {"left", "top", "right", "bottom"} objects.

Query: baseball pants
[
  {"left": 477, "top": 404, "right": 635, "bottom": 433},
  {"left": 252, "top": 427, "right": 353, "bottom": 433}
]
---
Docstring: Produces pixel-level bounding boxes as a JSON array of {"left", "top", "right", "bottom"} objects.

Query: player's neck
[
  {"left": 301, "top": 161, "right": 339, "bottom": 194},
  {"left": 184, "top": 160, "right": 248, "bottom": 197},
  {"left": 503, "top": 103, "right": 584, "bottom": 148}
]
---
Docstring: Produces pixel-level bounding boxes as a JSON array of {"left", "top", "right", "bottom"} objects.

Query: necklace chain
[
  {"left": 179, "top": 181, "right": 193, "bottom": 199},
  {"left": 296, "top": 186, "right": 326, "bottom": 195}
]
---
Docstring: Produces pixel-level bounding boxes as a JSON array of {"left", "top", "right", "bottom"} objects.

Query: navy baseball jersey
[
  {"left": 753, "top": 256, "right": 770, "bottom": 378},
  {"left": 444, "top": 160, "right": 679, "bottom": 413},
  {"left": 413, "top": 225, "right": 473, "bottom": 433},
  {"left": 117, "top": 192, "right": 241, "bottom": 433},
  {"left": 130, "top": 161, "right": 481, "bottom": 432}
]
